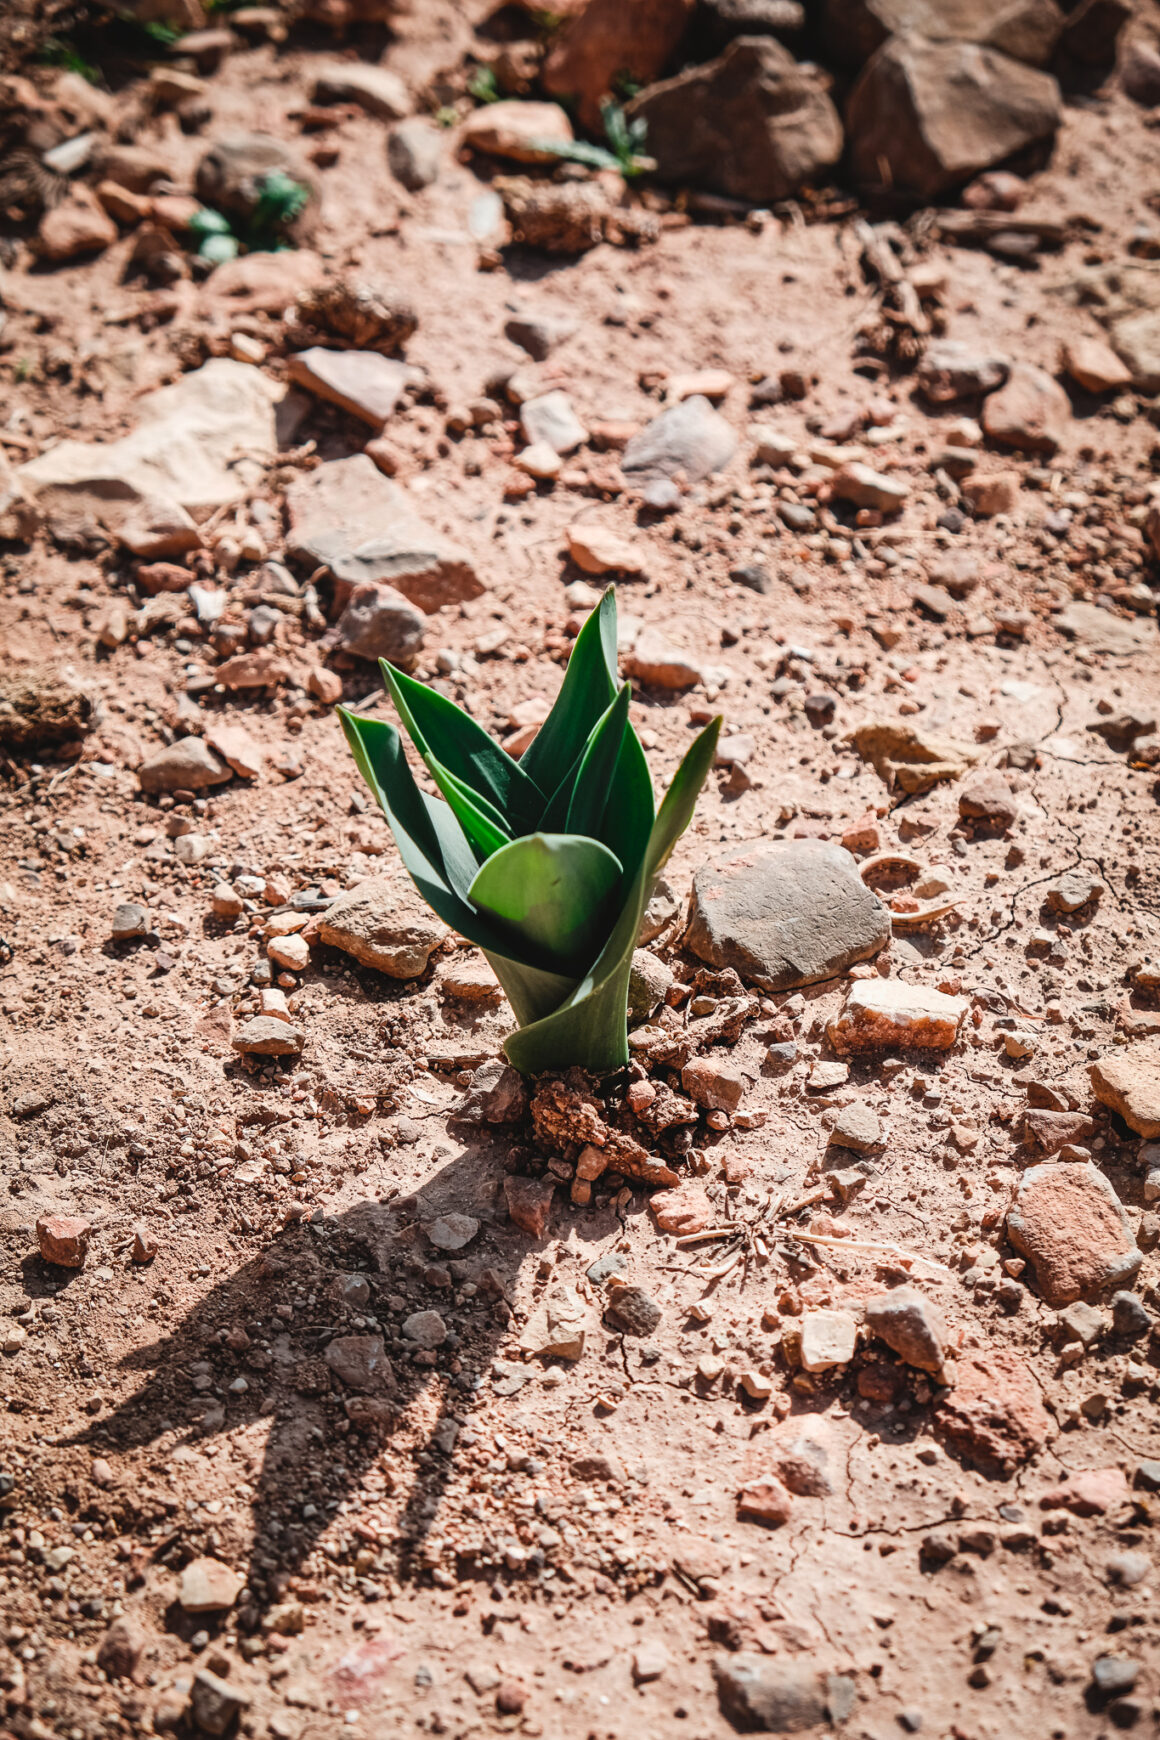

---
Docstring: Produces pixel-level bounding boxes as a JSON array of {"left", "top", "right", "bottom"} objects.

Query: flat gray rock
[
  {"left": 622, "top": 395, "right": 737, "bottom": 484},
  {"left": 686, "top": 839, "right": 890, "bottom": 991},
  {"left": 1056, "top": 601, "right": 1157, "bottom": 656},
  {"left": 328, "top": 581, "right": 426, "bottom": 665},
  {"left": 286, "top": 348, "right": 417, "bottom": 428},
  {"left": 286, "top": 454, "right": 484, "bottom": 614},
  {"left": 137, "top": 736, "right": 232, "bottom": 793}
]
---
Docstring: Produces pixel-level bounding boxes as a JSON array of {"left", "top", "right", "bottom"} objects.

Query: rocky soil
[{"left": 3, "top": 1, "right": 1160, "bottom": 1736}]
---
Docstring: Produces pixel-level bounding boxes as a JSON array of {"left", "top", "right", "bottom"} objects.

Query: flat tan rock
[
  {"left": 828, "top": 980, "right": 967, "bottom": 1053},
  {"left": 286, "top": 348, "right": 417, "bottom": 429},
  {"left": 318, "top": 877, "right": 445, "bottom": 978},
  {"left": 1091, "top": 1043, "right": 1160, "bottom": 1138},
  {"left": 461, "top": 100, "right": 573, "bottom": 164},
  {"left": 847, "top": 720, "right": 980, "bottom": 794}
]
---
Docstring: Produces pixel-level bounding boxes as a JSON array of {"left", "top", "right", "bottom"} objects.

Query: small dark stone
[
  {"left": 1111, "top": 1291, "right": 1151, "bottom": 1340},
  {"left": 898, "top": 1712, "right": 924, "bottom": 1733},
  {"left": 731, "top": 561, "right": 772, "bottom": 594},
  {"left": 920, "top": 1531, "right": 957, "bottom": 1563},
  {"left": 936, "top": 508, "right": 965, "bottom": 534},
  {"left": 605, "top": 1284, "right": 663, "bottom": 1337}
]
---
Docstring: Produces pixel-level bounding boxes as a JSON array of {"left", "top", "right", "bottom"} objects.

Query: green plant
[
  {"left": 467, "top": 65, "right": 500, "bottom": 105},
  {"left": 339, "top": 589, "right": 719, "bottom": 1076},
  {"left": 37, "top": 37, "right": 101, "bottom": 83},
  {"left": 248, "top": 170, "right": 309, "bottom": 247},
  {"left": 531, "top": 99, "right": 654, "bottom": 179}
]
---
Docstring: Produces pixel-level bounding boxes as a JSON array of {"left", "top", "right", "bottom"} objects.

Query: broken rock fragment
[
  {"left": 935, "top": 1347, "right": 1050, "bottom": 1473},
  {"left": 1090, "top": 1044, "right": 1160, "bottom": 1138},
  {"left": 37, "top": 1215, "right": 92, "bottom": 1269},
  {"left": 317, "top": 878, "right": 445, "bottom": 978},
  {"left": 621, "top": 395, "right": 737, "bottom": 486},
  {"left": 828, "top": 980, "right": 968, "bottom": 1053},
  {"left": 848, "top": 719, "right": 980, "bottom": 793},
  {"left": 505, "top": 1175, "right": 555, "bottom": 1239},
  {"left": 285, "top": 454, "right": 483, "bottom": 614},
  {"left": 799, "top": 1308, "right": 858, "bottom": 1372},
  {"left": 286, "top": 348, "right": 418, "bottom": 428},
  {"left": 864, "top": 1286, "right": 946, "bottom": 1373},
  {"left": 1006, "top": 1161, "right": 1142, "bottom": 1304},
  {"left": 518, "top": 1283, "right": 589, "bottom": 1360}
]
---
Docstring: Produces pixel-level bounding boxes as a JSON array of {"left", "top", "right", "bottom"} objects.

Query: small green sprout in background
[
  {"left": 187, "top": 171, "right": 310, "bottom": 263},
  {"left": 531, "top": 100, "right": 654, "bottom": 179},
  {"left": 467, "top": 65, "right": 501, "bottom": 105},
  {"left": 339, "top": 588, "right": 720, "bottom": 1077}
]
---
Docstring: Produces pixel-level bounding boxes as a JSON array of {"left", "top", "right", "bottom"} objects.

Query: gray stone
[
  {"left": 138, "top": 736, "right": 232, "bottom": 793},
  {"left": 846, "top": 35, "right": 1063, "bottom": 200},
  {"left": 1055, "top": 602, "right": 1157, "bottom": 657},
  {"left": 504, "top": 311, "right": 579, "bottom": 361},
  {"left": 317, "top": 877, "right": 445, "bottom": 978},
  {"left": 1110, "top": 307, "right": 1160, "bottom": 393},
  {"left": 286, "top": 348, "right": 417, "bottom": 427},
  {"left": 189, "top": 1667, "right": 250, "bottom": 1736},
  {"left": 230, "top": 1016, "right": 305, "bottom": 1057},
  {"left": 328, "top": 582, "right": 426, "bottom": 666},
  {"left": 1111, "top": 1291, "right": 1151, "bottom": 1339},
  {"left": 639, "top": 875, "right": 680, "bottom": 944},
  {"left": 454, "top": 1059, "right": 528, "bottom": 1124},
  {"left": 520, "top": 390, "right": 587, "bottom": 455},
  {"left": 1092, "top": 1657, "right": 1139, "bottom": 1697},
  {"left": 827, "top": 1100, "right": 881, "bottom": 1152},
  {"left": 605, "top": 1284, "right": 663, "bottom": 1337},
  {"left": 324, "top": 1334, "right": 392, "bottom": 1392},
  {"left": 111, "top": 902, "right": 150, "bottom": 942},
  {"left": 286, "top": 454, "right": 483, "bottom": 614},
  {"left": 313, "top": 62, "right": 411, "bottom": 120},
  {"left": 686, "top": 838, "right": 890, "bottom": 992},
  {"left": 865, "top": 1286, "right": 947, "bottom": 1372},
  {"left": 426, "top": 1213, "right": 479, "bottom": 1252},
  {"left": 626, "top": 37, "right": 842, "bottom": 204},
  {"left": 387, "top": 117, "right": 444, "bottom": 190},
  {"left": 713, "top": 1655, "right": 832, "bottom": 1731},
  {"left": 402, "top": 1309, "right": 447, "bottom": 1348},
  {"left": 1044, "top": 869, "right": 1104, "bottom": 913},
  {"left": 628, "top": 950, "right": 675, "bottom": 1021},
  {"left": 622, "top": 395, "right": 737, "bottom": 486}
]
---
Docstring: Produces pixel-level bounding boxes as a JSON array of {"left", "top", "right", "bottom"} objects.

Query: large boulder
[
  {"left": 626, "top": 36, "right": 843, "bottom": 204},
  {"left": 285, "top": 454, "right": 484, "bottom": 614},
  {"left": 822, "top": 0, "right": 1064, "bottom": 68},
  {"left": 685, "top": 839, "right": 891, "bottom": 991},
  {"left": 846, "top": 35, "right": 1062, "bottom": 199},
  {"left": 543, "top": 0, "right": 696, "bottom": 133}
]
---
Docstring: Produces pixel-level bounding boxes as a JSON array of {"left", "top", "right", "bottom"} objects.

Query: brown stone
[
  {"left": 1090, "top": 1044, "right": 1160, "bottom": 1138},
  {"left": 505, "top": 1174, "right": 555, "bottom": 1239},
  {"left": 1006, "top": 1161, "right": 1141, "bottom": 1305},
  {"left": 213, "top": 651, "right": 291, "bottom": 689},
  {"left": 96, "top": 1617, "right": 145, "bottom": 1680},
  {"left": 36, "top": 1214, "right": 92, "bottom": 1268},
  {"left": 961, "top": 471, "right": 1020, "bottom": 517},
  {"left": 681, "top": 1056, "right": 745, "bottom": 1113},
  {"left": 864, "top": 1286, "right": 946, "bottom": 1373},
  {"left": 935, "top": 1347, "right": 1051, "bottom": 1473},
  {"left": 1023, "top": 1109, "right": 1095, "bottom": 1152},
  {"left": 318, "top": 878, "right": 445, "bottom": 978},
  {"left": 1061, "top": 335, "right": 1132, "bottom": 394},
  {"left": 543, "top": 0, "right": 695, "bottom": 132},
  {"left": 38, "top": 186, "right": 118, "bottom": 261},
  {"left": 286, "top": 348, "right": 416, "bottom": 429},
  {"left": 982, "top": 361, "right": 1071, "bottom": 453},
  {"left": 461, "top": 100, "right": 574, "bottom": 164},
  {"left": 958, "top": 770, "right": 1019, "bottom": 826}
]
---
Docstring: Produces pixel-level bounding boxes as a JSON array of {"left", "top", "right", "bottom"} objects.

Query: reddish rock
[
  {"left": 958, "top": 769, "right": 1019, "bottom": 826},
  {"left": 650, "top": 1179, "right": 713, "bottom": 1236},
  {"left": 1006, "top": 1161, "right": 1141, "bottom": 1304},
  {"left": 982, "top": 361, "right": 1071, "bottom": 454},
  {"left": 505, "top": 1174, "right": 555, "bottom": 1239},
  {"left": 961, "top": 471, "right": 1020, "bottom": 517},
  {"left": 864, "top": 1286, "right": 946, "bottom": 1373},
  {"left": 1090, "top": 1044, "right": 1160, "bottom": 1138},
  {"left": 38, "top": 186, "right": 118, "bottom": 261},
  {"left": 1023, "top": 1109, "right": 1095, "bottom": 1152},
  {"left": 543, "top": 0, "right": 695, "bottom": 133},
  {"left": 213, "top": 650, "right": 291, "bottom": 689},
  {"left": 37, "top": 1214, "right": 92, "bottom": 1268},
  {"left": 737, "top": 1475, "right": 794, "bottom": 1527},
  {"left": 1061, "top": 335, "right": 1131, "bottom": 394},
  {"left": 681, "top": 1056, "right": 745, "bottom": 1113},
  {"left": 840, "top": 811, "right": 881, "bottom": 854},
  {"left": 828, "top": 980, "right": 967, "bottom": 1053},
  {"left": 1039, "top": 1466, "right": 1129, "bottom": 1516},
  {"left": 935, "top": 1347, "right": 1051, "bottom": 1473},
  {"left": 96, "top": 1616, "right": 145, "bottom": 1680}
]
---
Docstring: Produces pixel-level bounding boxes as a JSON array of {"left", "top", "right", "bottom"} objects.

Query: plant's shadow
[{"left": 70, "top": 1140, "right": 572, "bottom": 1614}]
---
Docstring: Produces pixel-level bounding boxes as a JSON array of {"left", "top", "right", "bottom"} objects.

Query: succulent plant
[{"left": 339, "top": 588, "right": 720, "bottom": 1075}]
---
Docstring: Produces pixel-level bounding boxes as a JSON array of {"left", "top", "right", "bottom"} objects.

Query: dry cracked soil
[{"left": 3, "top": 3, "right": 1160, "bottom": 1738}]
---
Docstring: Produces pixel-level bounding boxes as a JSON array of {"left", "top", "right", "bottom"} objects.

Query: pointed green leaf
[
  {"left": 598, "top": 717, "right": 654, "bottom": 888},
  {"left": 469, "top": 833, "right": 623, "bottom": 978},
  {"left": 564, "top": 683, "right": 630, "bottom": 839},
  {"left": 518, "top": 588, "right": 619, "bottom": 799},
  {"left": 503, "top": 716, "right": 721, "bottom": 1076},
  {"left": 427, "top": 758, "right": 511, "bottom": 862},
  {"left": 481, "top": 952, "right": 582, "bottom": 1028},
  {"left": 381, "top": 661, "right": 545, "bottom": 831}
]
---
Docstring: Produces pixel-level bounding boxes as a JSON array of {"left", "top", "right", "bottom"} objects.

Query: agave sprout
[{"left": 338, "top": 588, "right": 720, "bottom": 1076}]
